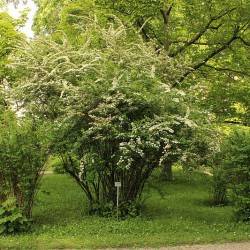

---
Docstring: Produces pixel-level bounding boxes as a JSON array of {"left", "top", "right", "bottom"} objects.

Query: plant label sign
[{"left": 115, "top": 182, "right": 121, "bottom": 187}]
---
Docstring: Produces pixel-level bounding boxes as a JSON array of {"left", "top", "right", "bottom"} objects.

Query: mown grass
[{"left": 0, "top": 170, "right": 249, "bottom": 249}]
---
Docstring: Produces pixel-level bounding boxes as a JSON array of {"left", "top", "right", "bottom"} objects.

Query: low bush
[
  {"left": 225, "top": 129, "right": 250, "bottom": 221},
  {"left": 211, "top": 128, "right": 250, "bottom": 220},
  {"left": 0, "top": 111, "right": 51, "bottom": 225},
  {"left": 0, "top": 197, "right": 30, "bottom": 235},
  {"left": 56, "top": 90, "right": 194, "bottom": 217}
]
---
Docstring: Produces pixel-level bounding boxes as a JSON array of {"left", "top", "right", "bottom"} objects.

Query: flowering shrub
[
  {"left": 11, "top": 18, "right": 193, "bottom": 216},
  {"left": 56, "top": 89, "right": 193, "bottom": 216}
]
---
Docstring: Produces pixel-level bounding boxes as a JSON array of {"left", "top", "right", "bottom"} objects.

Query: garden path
[{"left": 104, "top": 242, "right": 250, "bottom": 250}]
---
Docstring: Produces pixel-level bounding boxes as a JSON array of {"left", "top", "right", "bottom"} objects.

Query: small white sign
[{"left": 115, "top": 182, "right": 121, "bottom": 187}]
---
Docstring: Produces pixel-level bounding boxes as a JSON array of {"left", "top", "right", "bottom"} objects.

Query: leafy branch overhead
[
  {"left": 95, "top": 0, "right": 250, "bottom": 84},
  {"left": 7, "top": 0, "right": 248, "bottom": 85}
]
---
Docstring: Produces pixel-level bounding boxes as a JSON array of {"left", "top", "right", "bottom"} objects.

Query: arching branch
[
  {"left": 169, "top": 7, "right": 237, "bottom": 57},
  {"left": 204, "top": 64, "right": 250, "bottom": 77},
  {"left": 173, "top": 25, "right": 242, "bottom": 86}
]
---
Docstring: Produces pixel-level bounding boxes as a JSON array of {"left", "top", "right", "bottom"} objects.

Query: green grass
[{"left": 1, "top": 171, "right": 249, "bottom": 249}]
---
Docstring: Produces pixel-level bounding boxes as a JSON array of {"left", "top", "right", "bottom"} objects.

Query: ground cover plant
[{"left": 0, "top": 170, "right": 249, "bottom": 249}]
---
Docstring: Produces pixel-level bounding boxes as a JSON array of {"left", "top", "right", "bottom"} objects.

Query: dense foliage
[
  {"left": 209, "top": 127, "right": 250, "bottom": 221},
  {"left": 0, "top": 12, "right": 21, "bottom": 80},
  {"left": 0, "top": 111, "right": 50, "bottom": 219},
  {"left": 222, "top": 129, "right": 250, "bottom": 221},
  {"left": 0, "top": 197, "right": 30, "bottom": 234},
  {"left": 31, "top": 0, "right": 250, "bottom": 85}
]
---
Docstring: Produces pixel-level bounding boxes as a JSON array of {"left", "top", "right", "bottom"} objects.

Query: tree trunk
[
  {"left": 162, "top": 164, "right": 173, "bottom": 181},
  {"left": 0, "top": 172, "right": 6, "bottom": 203}
]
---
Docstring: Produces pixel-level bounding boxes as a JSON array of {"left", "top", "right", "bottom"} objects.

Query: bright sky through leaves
[{"left": 6, "top": 0, "right": 37, "bottom": 38}]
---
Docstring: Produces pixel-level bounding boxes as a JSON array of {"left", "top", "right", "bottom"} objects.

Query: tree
[
  {"left": 0, "top": 10, "right": 24, "bottom": 122},
  {"left": 0, "top": 12, "right": 21, "bottom": 81},
  {"left": 96, "top": 0, "right": 249, "bottom": 82},
  {"left": 0, "top": 8, "right": 51, "bottom": 232},
  {"left": 33, "top": 0, "right": 95, "bottom": 37}
]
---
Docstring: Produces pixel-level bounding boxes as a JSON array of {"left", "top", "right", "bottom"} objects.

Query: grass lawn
[{"left": 1, "top": 170, "right": 249, "bottom": 249}]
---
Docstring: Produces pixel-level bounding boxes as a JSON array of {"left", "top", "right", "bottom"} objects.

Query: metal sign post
[{"left": 115, "top": 182, "right": 121, "bottom": 220}]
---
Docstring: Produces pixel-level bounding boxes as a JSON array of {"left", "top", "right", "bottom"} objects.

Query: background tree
[
  {"left": 0, "top": 8, "right": 25, "bottom": 119},
  {"left": 0, "top": 12, "right": 21, "bottom": 81}
]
